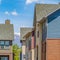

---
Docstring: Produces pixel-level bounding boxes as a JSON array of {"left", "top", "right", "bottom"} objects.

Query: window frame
[
  {"left": 0, "top": 41, "right": 5, "bottom": 46},
  {"left": 5, "top": 41, "right": 9, "bottom": 46}
]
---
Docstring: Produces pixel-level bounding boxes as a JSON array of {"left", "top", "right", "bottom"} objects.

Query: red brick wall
[{"left": 46, "top": 39, "right": 60, "bottom": 60}]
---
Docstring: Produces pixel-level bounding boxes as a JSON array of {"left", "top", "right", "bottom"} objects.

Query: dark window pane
[
  {"left": 5, "top": 41, "right": 9, "bottom": 46},
  {"left": 37, "top": 31, "right": 39, "bottom": 37},
  {"left": 0, "top": 41, "right": 4, "bottom": 46},
  {"left": 10, "top": 41, "right": 12, "bottom": 45},
  {"left": 29, "top": 40, "right": 31, "bottom": 50}
]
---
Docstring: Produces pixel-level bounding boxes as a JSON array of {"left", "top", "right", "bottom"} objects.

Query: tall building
[{"left": 0, "top": 20, "right": 14, "bottom": 60}]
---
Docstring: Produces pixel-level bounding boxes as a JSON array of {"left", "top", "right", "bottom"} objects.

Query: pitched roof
[
  {"left": 20, "top": 28, "right": 32, "bottom": 41},
  {"left": 34, "top": 4, "right": 60, "bottom": 24},
  {"left": 23, "top": 32, "right": 32, "bottom": 38},
  {"left": 0, "top": 24, "right": 14, "bottom": 40}
]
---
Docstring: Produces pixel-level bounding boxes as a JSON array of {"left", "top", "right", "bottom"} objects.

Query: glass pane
[
  {"left": 5, "top": 57, "right": 8, "bottom": 60},
  {"left": 0, "top": 41, "right": 4, "bottom": 46},
  {"left": 1, "top": 57, "right": 5, "bottom": 60},
  {"left": 5, "top": 41, "right": 9, "bottom": 46},
  {"left": 1, "top": 57, "right": 8, "bottom": 60}
]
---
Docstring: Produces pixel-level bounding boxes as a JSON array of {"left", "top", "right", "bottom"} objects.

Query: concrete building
[
  {"left": 33, "top": 4, "right": 60, "bottom": 60},
  {"left": 0, "top": 20, "right": 14, "bottom": 60}
]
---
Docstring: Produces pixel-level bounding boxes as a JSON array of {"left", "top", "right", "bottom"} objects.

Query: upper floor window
[
  {"left": 37, "top": 31, "right": 39, "bottom": 38},
  {"left": 29, "top": 40, "right": 31, "bottom": 50},
  {"left": 0, "top": 41, "right": 4, "bottom": 46},
  {"left": 37, "top": 45, "right": 38, "bottom": 60},
  {"left": 0, "top": 41, "right": 10, "bottom": 50},
  {"left": 0, "top": 41, "right": 9, "bottom": 46},
  {"left": 5, "top": 41, "right": 9, "bottom": 46}
]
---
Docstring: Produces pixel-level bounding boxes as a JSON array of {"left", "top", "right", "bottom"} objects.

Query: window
[
  {"left": 37, "top": 31, "right": 39, "bottom": 37},
  {"left": 0, "top": 41, "right": 4, "bottom": 49},
  {"left": 37, "top": 46, "right": 38, "bottom": 60},
  {"left": 5, "top": 41, "right": 9, "bottom": 49},
  {"left": 5, "top": 41, "right": 9, "bottom": 46},
  {"left": 0, "top": 41, "right": 9, "bottom": 46},
  {"left": 29, "top": 40, "right": 31, "bottom": 50},
  {"left": 23, "top": 55, "right": 26, "bottom": 59},
  {"left": 0, "top": 56, "right": 9, "bottom": 60},
  {"left": 0, "top": 41, "right": 4, "bottom": 46},
  {"left": 0, "top": 41, "right": 10, "bottom": 49}
]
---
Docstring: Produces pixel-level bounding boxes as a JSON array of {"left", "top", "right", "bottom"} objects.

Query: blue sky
[{"left": 0, "top": 0, "right": 60, "bottom": 46}]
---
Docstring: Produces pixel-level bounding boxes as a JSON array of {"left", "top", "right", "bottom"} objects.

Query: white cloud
[
  {"left": 11, "top": 11, "right": 18, "bottom": 16},
  {"left": 14, "top": 32, "right": 20, "bottom": 36},
  {"left": 26, "top": 0, "right": 38, "bottom": 4},
  {"left": 4, "top": 10, "right": 18, "bottom": 16},
  {"left": 5, "top": 11, "right": 9, "bottom": 15}
]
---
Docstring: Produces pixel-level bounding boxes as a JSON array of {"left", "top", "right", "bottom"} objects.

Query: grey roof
[
  {"left": 0, "top": 24, "right": 14, "bottom": 40},
  {"left": 33, "top": 4, "right": 60, "bottom": 25},
  {"left": 20, "top": 28, "right": 32, "bottom": 41}
]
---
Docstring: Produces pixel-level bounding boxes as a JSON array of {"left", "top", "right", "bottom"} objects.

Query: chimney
[{"left": 5, "top": 20, "right": 10, "bottom": 24}]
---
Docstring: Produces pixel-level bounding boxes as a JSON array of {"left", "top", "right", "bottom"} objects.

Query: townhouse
[
  {"left": 21, "top": 4, "right": 60, "bottom": 60},
  {"left": 20, "top": 28, "right": 32, "bottom": 60},
  {"left": 0, "top": 20, "right": 14, "bottom": 60},
  {"left": 33, "top": 4, "right": 60, "bottom": 60},
  {"left": 23, "top": 29, "right": 32, "bottom": 60},
  {"left": 20, "top": 28, "right": 35, "bottom": 60}
]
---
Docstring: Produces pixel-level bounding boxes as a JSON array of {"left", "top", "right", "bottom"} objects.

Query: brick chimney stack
[{"left": 5, "top": 20, "right": 10, "bottom": 24}]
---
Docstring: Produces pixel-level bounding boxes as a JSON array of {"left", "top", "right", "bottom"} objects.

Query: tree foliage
[{"left": 12, "top": 44, "right": 22, "bottom": 60}]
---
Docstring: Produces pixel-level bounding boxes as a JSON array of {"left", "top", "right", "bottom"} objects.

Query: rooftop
[
  {"left": 33, "top": 4, "right": 60, "bottom": 25},
  {"left": 0, "top": 20, "right": 14, "bottom": 40},
  {"left": 20, "top": 28, "right": 32, "bottom": 41}
]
